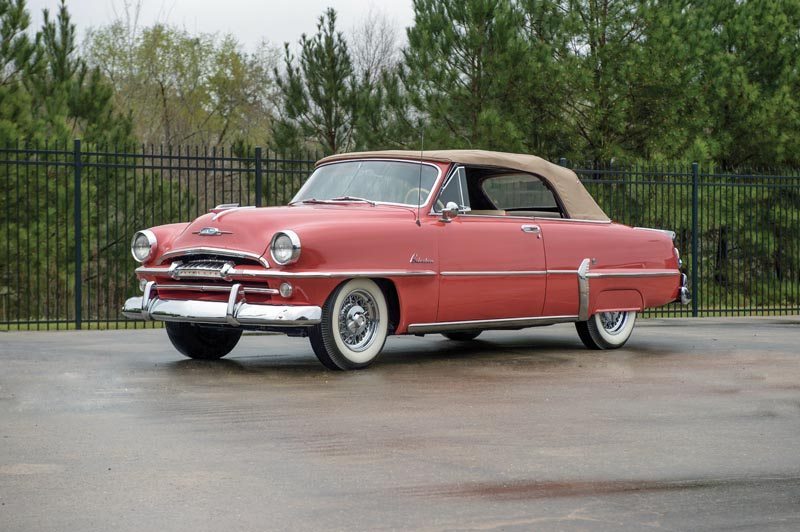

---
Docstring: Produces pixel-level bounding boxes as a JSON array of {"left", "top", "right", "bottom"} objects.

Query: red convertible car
[{"left": 123, "top": 150, "right": 690, "bottom": 369}]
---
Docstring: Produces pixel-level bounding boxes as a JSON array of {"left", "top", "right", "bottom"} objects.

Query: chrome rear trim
[
  {"left": 634, "top": 226, "right": 677, "bottom": 240},
  {"left": 577, "top": 258, "right": 591, "bottom": 321},
  {"left": 679, "top": 286, "right": 691, "bottom": 305},
  {"left": 678, "top": 272, "right": 691, "bottom": 305},
  {"left": 407, "top": 315, "right": 578, "bottom": 334},
  {"left": 587, "top": 270, "right": 680, "bottom": 278}
]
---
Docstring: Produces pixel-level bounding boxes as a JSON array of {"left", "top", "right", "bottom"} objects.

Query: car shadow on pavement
[{"left": 159, "top": 335, "right": 599, "bottom": 377}]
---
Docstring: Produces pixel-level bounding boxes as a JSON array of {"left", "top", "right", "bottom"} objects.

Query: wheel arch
[{"left": 372, "top": 278, "right": 401, "bottom": 335}]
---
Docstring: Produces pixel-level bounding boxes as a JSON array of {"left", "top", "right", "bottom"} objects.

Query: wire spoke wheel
[
  {"left": 337, "top": 289, "right": 380, "bottom": 352},
  {"left": 575, "top": 310, "right": 637, "bottom": 350},
  {"left": 598, "top": 311, "right": 628, "bottom": 335},
  {"left": 309, "top": 279, "right": 389, "bottom": 370}
]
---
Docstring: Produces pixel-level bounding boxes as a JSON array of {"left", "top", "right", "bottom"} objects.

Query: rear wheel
[
  {"left": 575, "top": 311, "right": 637, "bottom": 350},
  {"left": 442, "top": 331, "right": 482, "bottom": 341},
  {"left": 165, "top": 322, "right": 242, "bottom": 359},
  {"left": 309, "top": 279, "right": 389, "bottom": 370}
]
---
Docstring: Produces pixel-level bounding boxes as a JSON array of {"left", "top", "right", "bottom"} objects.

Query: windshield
[{"left": 291, "top": 160, "right": 440, "bottom": 206}]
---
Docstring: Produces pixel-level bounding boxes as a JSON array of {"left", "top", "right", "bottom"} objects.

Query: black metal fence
[
  {"left": 572, "top": 162, "right": 800, "bottom": 318},
  {"left": 1, "top": 142, "right": 798, "bottom": 330}
]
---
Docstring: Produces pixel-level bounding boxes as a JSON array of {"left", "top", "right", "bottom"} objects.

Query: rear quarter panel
[{"left": 540, "top": 221, "right": 680, "bottom": 315}]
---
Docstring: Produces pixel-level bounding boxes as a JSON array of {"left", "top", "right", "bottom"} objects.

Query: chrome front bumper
[{"left": 122, "top": 282, "right": 321, "bottom": 327}]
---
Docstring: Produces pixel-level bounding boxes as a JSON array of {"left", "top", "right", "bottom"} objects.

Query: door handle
[{"left": 520, "top": 224, "right": 541, "bottom": 234}]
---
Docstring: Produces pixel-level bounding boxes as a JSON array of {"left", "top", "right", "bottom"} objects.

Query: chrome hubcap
[
  {"left": 346, "top": 305, "right": 368, "bottom": 335},
  {"left": 338, "top": 290, "right": 379, "bottom": 351},
  {"left": 599, "top": 311, "right": 628, "bottom": 335}
]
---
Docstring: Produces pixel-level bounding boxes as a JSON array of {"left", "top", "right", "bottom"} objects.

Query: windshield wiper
[
  {"left": 329, "top": 196, "right": 376, "bottom": 206},
  {"left": 289, "top": 198, "right": 334, "bottom": 205}
]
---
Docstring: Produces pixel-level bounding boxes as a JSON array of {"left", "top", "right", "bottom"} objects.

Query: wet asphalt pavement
[{"left": 1, "top": 317, "right": 799, "bottom": 531}]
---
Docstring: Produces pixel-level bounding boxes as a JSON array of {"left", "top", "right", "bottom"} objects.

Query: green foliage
[
  {"left": 84, "top": 12, "right": 274, "bottom": 147},
  {"left": 0, "top": 0, "right": 132, "bottom": 145},
  {"left": 3, "top": 1, "right": 800, "bottom": 324},
  {"left": 273, "top": 9, "right": 356, "bottom": 153},
  {"left": 403, "top": 0, "right": 531, "bottom": 150}
]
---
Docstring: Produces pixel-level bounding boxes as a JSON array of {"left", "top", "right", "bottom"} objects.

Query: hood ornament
[{"left": 193, "top": 227, "right": 232, "bottom": 237}]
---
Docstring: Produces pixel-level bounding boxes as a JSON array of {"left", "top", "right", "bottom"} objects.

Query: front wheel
[
  {"left": 309, "top": 279, "right": 389, "bottom": 370},
  {"left": 575, "top": 311, "right": 637, "bottom": 350},
  {"left": 165, "top": 322, "right": 242, "bottom": 359}
]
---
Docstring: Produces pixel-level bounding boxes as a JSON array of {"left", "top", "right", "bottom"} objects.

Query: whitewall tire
[
  {"left": 575, "top": 311, "right": 637, "bottom": 350},
  {"left": 309, "top": 279, "right": 389, "bottom": 370}
]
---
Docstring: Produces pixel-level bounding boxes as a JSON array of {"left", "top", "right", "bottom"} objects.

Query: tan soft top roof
[{"left": 317, "top": 149, "right": 609, "bottom": 221}]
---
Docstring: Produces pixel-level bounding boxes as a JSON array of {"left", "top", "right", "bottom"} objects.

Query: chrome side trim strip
[
  {"left": 440, "top": 270, "right": 547, "bottom": 277},
  {"left": 578, "top": 258, "right": 591, "bottom": 321},
  {"left": 157, "top": 247, "right": 270, "bottom": 268},
  {"left": 138, "top": 266, "right": 436, "bottom": 279},
  {"left": 549, "top": 218, "right": 612, "bottom": 224},
  {"left": 142, "top": 266, "right": 678, "bottom": 280},
  {"left": 587, "top": 270, "right": 680, "bottom": 278},
  {"left": 407, "top": 315, "right": 579, "bottom": 334}
]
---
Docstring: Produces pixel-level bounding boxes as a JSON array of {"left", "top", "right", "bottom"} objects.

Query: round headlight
[
  {"left": 270, "top": 230, "right": 301, "bottom": 265},
  {"left": 131, "top": 230, "right": 157, "bottom": 263}
]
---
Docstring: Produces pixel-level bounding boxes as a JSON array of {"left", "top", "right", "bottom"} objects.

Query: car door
[{"left": 434, "top": 167, "right": 547, "bottom": 323}]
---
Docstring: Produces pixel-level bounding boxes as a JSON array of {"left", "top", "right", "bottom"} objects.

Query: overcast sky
[{"left": 25, "top": 0, "right": 415, "bottom": 51}]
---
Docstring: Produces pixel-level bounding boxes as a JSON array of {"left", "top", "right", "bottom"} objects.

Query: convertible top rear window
[{"left": 293, "top": 160, "right": 439, "bottom": 206}]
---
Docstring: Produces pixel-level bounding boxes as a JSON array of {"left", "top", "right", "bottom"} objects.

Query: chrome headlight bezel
[
  {"left": 270, "top": 230, "right": 301, "bottom": 265},
  {"left": 131, "top": 230, "right": 157, "bottom": 263}
]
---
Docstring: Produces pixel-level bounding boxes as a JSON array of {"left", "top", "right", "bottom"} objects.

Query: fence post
[
  {"left": 691, "top": 161, "right": 699, "bottom": 317},
  {"left": 254, "top": 146, "right": 262, "bottom": 207},
  {"left": 73, "top": 139, "right": 82, "bottom": 329}
]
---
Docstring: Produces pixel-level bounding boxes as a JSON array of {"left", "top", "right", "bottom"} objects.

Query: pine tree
[
  {"left": 0, "top": 0, "right": 39, "bottom": 143},
  {"left": 273, "top": 8, "right": 355, "bottom": 153},
  {"left": 27, "top": 0, "right": 132, "bottom": 145},
  {"left": 403, "top": 0, "right": 530, "bottom": 151}
]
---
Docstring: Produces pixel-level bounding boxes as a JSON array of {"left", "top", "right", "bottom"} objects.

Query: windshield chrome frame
[{"left": 290, "top": 159, "right": 444, "bottom": 209}]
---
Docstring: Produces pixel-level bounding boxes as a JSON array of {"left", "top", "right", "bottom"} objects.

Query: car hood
[{"left": 160, "top": 204, "right": 417, "bottom": 263}]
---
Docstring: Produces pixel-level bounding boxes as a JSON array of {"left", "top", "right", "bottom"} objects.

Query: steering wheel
[{"left": 404, "top": 187, "right": 445, "bottom": 211}]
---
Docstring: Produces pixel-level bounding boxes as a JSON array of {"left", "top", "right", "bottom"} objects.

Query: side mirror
[{"left": 439, "top": 201, "right": 460, "bottom": 223}]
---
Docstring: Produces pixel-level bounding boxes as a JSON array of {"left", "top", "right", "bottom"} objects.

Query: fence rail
[{"left": 1, "top": 142, "right": 798, "bottom": 330}]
